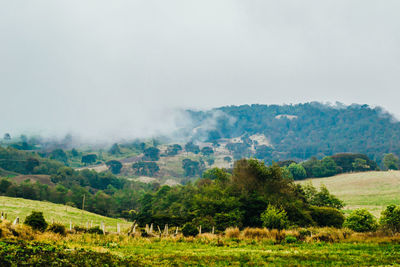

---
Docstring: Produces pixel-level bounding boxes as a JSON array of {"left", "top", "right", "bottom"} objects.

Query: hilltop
[
  {"left": 298, "top": 170, "right": 400, "bottom": 217},
  {"left": 184, "top": 103, "right": 400, "bottom": 164}
]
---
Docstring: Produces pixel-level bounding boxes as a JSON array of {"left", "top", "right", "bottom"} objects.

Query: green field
[
  {"left": 2, "top": 235, "right": 400, "bottom": 266},
  {"left": 299, "top": 171, "right": 400, "bottom": 217},
  {"left": 0, "top": 196, "right": 130, "bottom": 231}
]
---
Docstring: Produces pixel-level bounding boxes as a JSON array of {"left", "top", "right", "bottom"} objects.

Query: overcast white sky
[{"left": 1, "top": 1, "right": 400, "bottom": 139}]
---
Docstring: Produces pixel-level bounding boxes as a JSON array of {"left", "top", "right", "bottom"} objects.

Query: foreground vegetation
[{"left": 2, "top": 220, "right": 400, "bottom": 266}]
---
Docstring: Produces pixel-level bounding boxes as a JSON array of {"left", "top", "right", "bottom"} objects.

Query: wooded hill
[{"left": 185, "top": 103, "right": 400, "bottom": 164}]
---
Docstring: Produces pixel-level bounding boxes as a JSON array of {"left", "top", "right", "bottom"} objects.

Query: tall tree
[{"left": 383, "top": 153, "right": 400, "bottom": 170}]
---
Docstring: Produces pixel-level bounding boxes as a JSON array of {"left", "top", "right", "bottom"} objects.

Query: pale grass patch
[{"left": 225, "top": 227, "right": 240, "bottom": 238}]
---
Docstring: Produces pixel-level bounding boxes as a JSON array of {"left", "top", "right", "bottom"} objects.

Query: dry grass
[
  {"left": 242, "top": 227, "right": 270, "bottom": 239},
  {"left": 3, "top": 220, "right": 400, "bottom": 246},
  {"left": 0, "top": 220, "right": 34, "bottom": 240},
  {"left": 307, "top": 227, "right": 353, "bottom": 242},
  {"left": 225, "top": 227, "right": 240, "bottom": 238}
]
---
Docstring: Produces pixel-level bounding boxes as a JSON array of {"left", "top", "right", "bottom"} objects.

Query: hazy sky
[{"left": 1, "top": 1, "right": 400, "bottom": 139}]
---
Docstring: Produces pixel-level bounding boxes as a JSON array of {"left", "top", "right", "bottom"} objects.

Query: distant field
[
  {"left": 298, "top": 171, "right": 400, "bottom": 217},
  {"left": 0, "top": 196, "right": 131, "bottom": 231},
  {"left": 10, "top": 174, "right": 53, "bottom": 186}
]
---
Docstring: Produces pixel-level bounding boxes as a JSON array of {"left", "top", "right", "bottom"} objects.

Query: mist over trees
[{"left": 186, "top": 103, "right": 400, "bottom": 164}]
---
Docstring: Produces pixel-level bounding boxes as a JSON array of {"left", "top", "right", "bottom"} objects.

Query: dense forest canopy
[{"left": 186, "top": 103, "right": 400, "bottom": 164}]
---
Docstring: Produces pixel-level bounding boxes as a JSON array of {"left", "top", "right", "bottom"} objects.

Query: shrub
[
  {"left": 298, "top": 228, "right": 312, "bottom": 239},
  {"left": 181, "top": 222, "right": 199, "bottom": 237},
  {"left": 344, "top": 209, "right": 377, "bottom": 232},
  {"left": 310, "top": 206, "right": 345, "bottom": 228},
  {"left": 288, "top": 163, "right": 307, "bottom": 180},
  {"left": 380, "top": 205, "right": 400, "bottom": 233},
  {"left": 47, "top": 223, "right": 66, "bottom": 236},
  {"left": 284, "top": 235, "right": 297, "bottom": 244},
  {"left": 88, "top": 226, "right": 104, "bottom": 235},
  {"left": 225, "top": 227, "right": 240, "bottom": 238},
  {"left": 24, "top": 211, "right": 48, "bottom": 232},
  {"left": 73, "top": 226, "right": 87, "bottom": 233},
  {"left": 261, "top": 205, "right": 289, "bottom": 230},
  {"left": 303, "top": 184, "right": 344, "bottom": 209}
]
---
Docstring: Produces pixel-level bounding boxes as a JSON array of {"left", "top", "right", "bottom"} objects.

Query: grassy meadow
[
  {"left": 2, "top": 225, "right": 400, "bottom": 266},
  {"left": 0, "top": 196, "right": 130, "bottom": 231},
  {"left": 298, "top": 170, "right": 400, "bottom": 217}
]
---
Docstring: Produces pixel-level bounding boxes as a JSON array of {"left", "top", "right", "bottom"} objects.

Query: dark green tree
[
  {"left": 3, "top": 133, "right": 11, "bottom": 140},
  {"left": 344, "top": 209, "right": 377, "bottom": 232},
  {"left": 352, "top": 158, "right": 370, "bottom": 171},
  {"left": 184, "top": 142, "right": 200, "bottom": 154},
  {"left": 182, "top": 159, "right": 202, "bottom": 177},
  {"left": 49, "top": 149, "right": 68, "bottom": 163},
  {"left": 288, "top": 163, "right": 307, "bottom": 180},
  {"left": 81, "top": 154, "right": 97, "bottom": 165},
  {"left": 143, "top": 147, "right": 160, "bottom": 161},
  {"left": 132, "top": 162, "right": 160, "bottom": 176},
  {"left": 201, "top": 146, "right": 214, "bottom": 156},
  {"left": 109, "top": 143, "right": 121, "bottom": 155},
  {"left": 380, "top": 205, "right": 400, "bottom": 233},
  {"left": 106, "top": 160, "right": 123, "bottom": 174},
  {"left": 383, "top": 153, "right": 400, "bottom": 170},
  {"left": 165, "top": 144, "right": 182, "bottom": 156},
  {"left": 24, "top": 211, "right": 48, "bottom": 231}
]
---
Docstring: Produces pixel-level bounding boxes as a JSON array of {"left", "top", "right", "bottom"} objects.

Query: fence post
[{"left": 101, "top": 222, "right": 105, "bottom": 234}]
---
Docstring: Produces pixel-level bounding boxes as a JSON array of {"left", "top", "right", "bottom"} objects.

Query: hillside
[
  {"left": 0, "top": 196, "right": 130, "bottom": 231},
  {"left": 298, "top": 171, "right": 400, "bottom": 217},
  {"left": 185, "top": 103, "right": 400, "bottom": 164}
]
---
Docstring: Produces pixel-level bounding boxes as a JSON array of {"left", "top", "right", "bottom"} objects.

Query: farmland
[{"left": 298, "top": 171, "right": 400, "bottom": 217}]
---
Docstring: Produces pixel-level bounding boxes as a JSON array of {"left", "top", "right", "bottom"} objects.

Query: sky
[{"left": 1, "top": 1, "right": 400, "bottom": 140}]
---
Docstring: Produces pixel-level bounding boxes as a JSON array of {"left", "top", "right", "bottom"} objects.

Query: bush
[
  {"left": 88, "top": 226, "right": 104, "bottom": 235},
  {"left": 344, "top": 209, "right": 377, "bottom": 232},
  {"left": 310, "top": 206, "right": 345, "bottom": 228},
  {"left": 73, "top": 226, "right": 87, "bottom": 233},
  {"left": 288, "top": 163, "right": 307, "bottom": 180},
  {"left": 24, "top": 211, "right": 48, "bottom": 232},
  {"left": 284, "top": 235, "right": 297, "bottom": 244},
  {"left": 47, "top": 223, "right": 66, "bottom": 236},
  {"left": 261, "top": 205, "right": 289, "bottom": 230},
  {"left": 380, "top": 205, "right": 400, "bottom": 233},
  {"left": 182, "top": 222, "right": 199, "bottom": 237},
  {"left": 298, "top": 228, "right": 312, "bottom": 239}
]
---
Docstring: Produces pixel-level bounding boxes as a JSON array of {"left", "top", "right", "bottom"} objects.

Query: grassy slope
[
  {"left": 0, "top": 196, "right": 131, "bottom": 231},
  {"left": 298, "top": 170, "right": 400, "bottom": 217}
]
